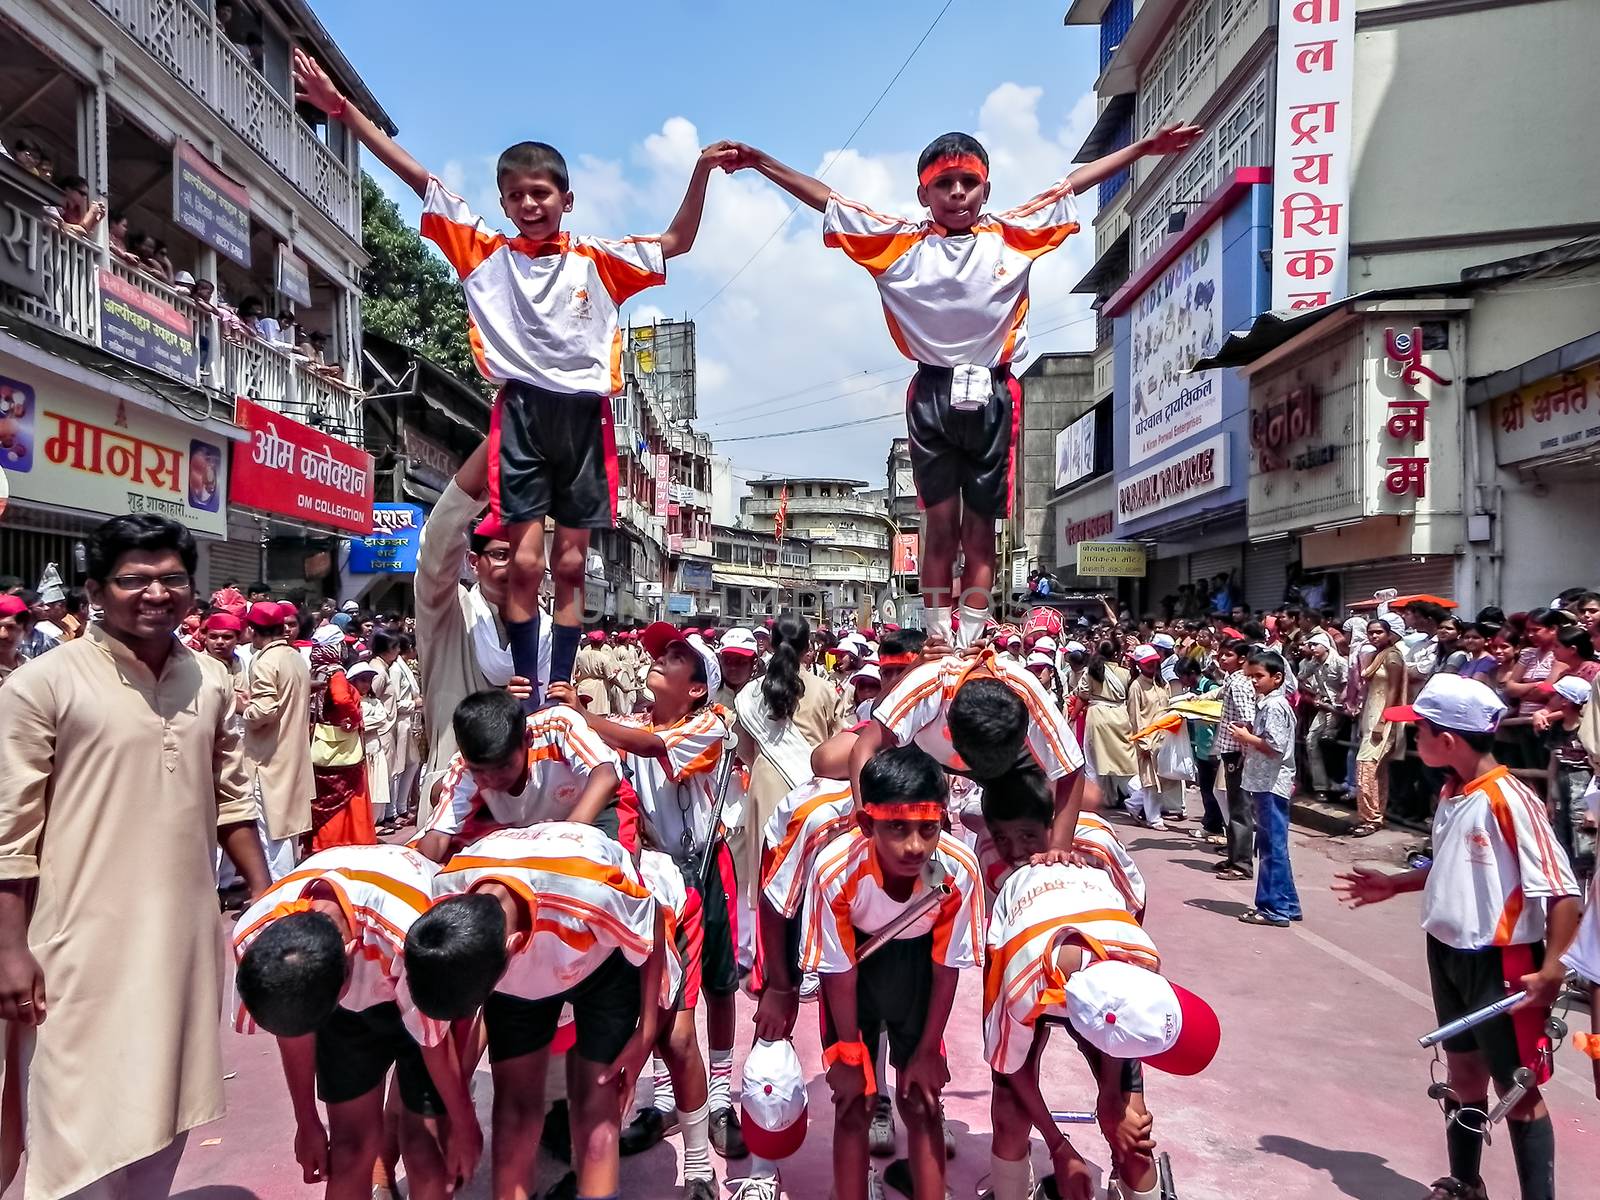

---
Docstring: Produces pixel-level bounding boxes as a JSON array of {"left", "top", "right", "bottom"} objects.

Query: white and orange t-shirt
[
  {"left": 614, "top": 706, "right": 729, "bottom": 859},
  {"left": 983, "top": 862, "right": 1158, "bottom": 1075},
  {"left": 1421, "top": 766, "right": 1579, "bottom": 950},
  {"left": 761, "top": 778, "right": 857, "bottom": 919},
  {"left": 232, "top": 844, "right": 446, "bottom": 1046},
  {"left": 432, "top": 823, "right": 658, "bottom": 1001},
  {"left": 822, "top": 181, "right": 1080, "bottom": 368},
  {"left": 421, "top": 706, "right": 622, "bottom": 838},
  {"left": 637, "top": 848, "right": 690, "bottom": 1008},
  {"left": 800, "top": 828, "right": 984, "bottom": 974},
  {"left": 874, "top": 651, "right": 1084, "bottom": 780},
  {"left": 421, "top": 177, "right": 665, "bottom": 395},
  {"left": 974, "top": 811, "right": 1147, "bottom": 915}
]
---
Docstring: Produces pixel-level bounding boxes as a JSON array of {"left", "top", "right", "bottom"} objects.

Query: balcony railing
[
  {"left": 744, "top": 493, "right": 887, "bottom": 519},
  {"left": 809, "top": 527, "right": 888, "bottom": 551},
  {"left": 90, "top": 0, "right": 359, "bottom": 240},
  {"left": 7, "top": 221, "right": 363, "bottom": 439}
]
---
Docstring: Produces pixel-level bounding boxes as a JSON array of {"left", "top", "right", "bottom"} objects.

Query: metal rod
[
  {"left": 857, "top": 860, "right": 951, "bottom": 962},
  {"left": 1485, "top": 1068, "right": 1535, "bottom": 1125},
  {"left": 1419, "top": 991, "right": 1528, "bottom": 1047},
  {"left": 1049, "top": 1110, "right": 1097, "bottom": 1124},
  {"left": 694, "top": 731, "right": 741, "bottom": 892}
]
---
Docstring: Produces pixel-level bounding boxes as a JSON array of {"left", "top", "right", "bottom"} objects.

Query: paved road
[{"left": 157, "top": 817, "right": 1599, "bottom": 1200}]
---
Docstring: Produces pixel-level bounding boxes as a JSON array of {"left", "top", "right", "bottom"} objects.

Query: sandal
[
  {"left": 1350, "top": 821, "right": 1383, "bottom": 838},
  {"left": 1215, "top": 867, "right": 1251, "bottom": 881},
  {"left": 1238, "top": 908, "right": 1290, "bottom": 927}
]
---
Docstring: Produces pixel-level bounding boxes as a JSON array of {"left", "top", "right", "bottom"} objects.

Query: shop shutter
[
  {"left": 204, "top": 538, "right": 265, "bottom": 594},
  {"left": 1339, "top": 556, "right": 1459, "bottom": 609},
  {"left": 1244, "top": 537, "right": 1295, "bottom": 614},
  {"left": 1187, "top": 544, "right": 1243, "bottom": 589}
]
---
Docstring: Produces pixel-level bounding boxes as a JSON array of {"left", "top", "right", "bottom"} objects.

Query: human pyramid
[{"left": 237, "top": 51, "right": 1222, "bottom": 1200}]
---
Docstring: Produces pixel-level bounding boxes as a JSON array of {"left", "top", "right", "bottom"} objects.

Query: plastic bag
[{"left": 1156, "top": 726, "right": 1196, "bottom": 781}]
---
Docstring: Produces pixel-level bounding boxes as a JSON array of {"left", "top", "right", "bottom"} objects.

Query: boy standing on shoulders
[
  {"left": 726, "top": 124, "right": 1196, "bottom": 646},
  {"left": 294, "top": 50, "right": 735, "bottom": 702},
  {"left": 1229, "top": 650, "right": 1302, "bottom": 928},
  {"left": 1336, "top": 675, "right": 1581, "bottom": 1200},
  {"left": 801, "top": 746, "right": 984, "bottom": 1200}
]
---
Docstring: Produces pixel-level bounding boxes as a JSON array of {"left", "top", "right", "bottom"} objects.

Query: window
[
  {"left": 804, "top": 485, "right": 814, "bottom": 498},
  {"left": 764, "top": 548, "right": 778, "bottom": 566},
  {"left": 715, "top": 541, "right": 732, "bottom": 562},
  {"left": 733, "top": 545, "right": 750, "bottom": 566}
]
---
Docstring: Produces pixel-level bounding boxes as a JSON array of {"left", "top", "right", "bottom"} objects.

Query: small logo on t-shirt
[
  {"left": 572, "top": 287, "right": 593, "bottom": 320},
  {"left": 994, "top": 262, "right": 1009, "bottom": 278},
  {"left": 1466, "top": 828, "right": 1494, "bottom": 866}
]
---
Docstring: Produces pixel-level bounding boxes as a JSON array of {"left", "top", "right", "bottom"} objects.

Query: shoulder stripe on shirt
[
  {"left": 420, "top": 209, "right": 506, "bottom": 280},
  {"left": 441, "top": 854, "right": 652, "bottom": 900}
]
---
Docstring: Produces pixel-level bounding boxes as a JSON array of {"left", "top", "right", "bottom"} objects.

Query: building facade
[
  {"left": 1014, "top": 351, "right": 1096, "bottom": 584},
  {"left": 742, "top": 476, "right": 894, "bottom": 627}
]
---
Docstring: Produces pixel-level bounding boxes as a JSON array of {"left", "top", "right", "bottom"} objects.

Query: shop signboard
[
  {"left": 230, "top": 396, "right": 375, "bottom": 534},
  {"left": 97, "top": 270, "right": 200, "bottom": 380},
  {"left": 275, "top": 244, "right": 312, "bottom": 307},
  {"left": 681, "top": 560, "right": 713, "bottom": 590},
  {"left": 1054, "top": 407, "right": 1097, "bottom": 488},
  {"left": 1116, "top": 433, "right": 1229, "bottom": 524},
  {"left": 1128, "top": 221, "right": 1224, "bottom": 467},
  {"left": 1491, "top": 360, "right": 1600, "bottom": 465},
  {"left": 348, "top": 503, "right": 424, "bottom": 574},
  {"left": 654, "top": 452, "right": 670, "bottom": 518},
  {"left": 401, "top": 424, "right": 458, "bottom": 488},
  {"left": 892, "top": 532, "right": 919, "bottom": 575},
  {"left": 668, "top": 592, "right": 692, "bottom": 614},
  {"left": 1076, "top": 541, "right": 1147, "bottom": 578},
  {"left": 0, "top": 369, "right": 227, "bottom": 535},
  {"left": 173, "top": 141, "right": 251, "bottom": 267}
]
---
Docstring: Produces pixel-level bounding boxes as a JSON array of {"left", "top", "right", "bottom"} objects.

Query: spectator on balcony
[
  {"left": 238, "top": 295, "right": 268, "bottom": 338},
  {"left": 106, "top": 211, "right": 143, "bottom": 266},
  {"left": 270, "top": 308, "right": 298, "bottom": 349},
  {"left": 214, "top": 0, "right": 237, "bottom": 33},
  {"left": 144, "top": 239, "right": 177, "bottom": 285},
  {"left": 42, "top": 175, "right": 105, "bottom": 239}
]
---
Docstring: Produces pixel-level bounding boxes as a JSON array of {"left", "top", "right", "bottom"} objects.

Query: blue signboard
[
  {"left": 348, "top": 503, "right": 424, "bottom": 574},
  {"left": 173, "top": 141, "right": 252, "bottom": 267},
  {"left": 667, "top": 593, "right": 693, "bottom": 614},
  {"left": 97, "top": 269, "right": 200, "bottom": 380}
]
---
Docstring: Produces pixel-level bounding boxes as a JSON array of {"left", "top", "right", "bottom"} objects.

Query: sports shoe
[
  {"left": 540, "top": 1098, "right": 571, "bottom": 1163},
  {"left": 869, "top": 1094, "right": 896, "bottom": 1157},
  {"left": 730, "top": 1175, "right": 781, "bottom": 1200},
  {"left": 799, "top": 971, "right": 821, "bottom": 1002},
  {"left": 1425, "top": 1178, "right": 1489, "bottom": 1200},
  {"left": 710, "top": 1106, "right": 749, "bottom": 1159},
  {"left": 620, "top": 1107, "right": 672, "bottom": 1157},
  {"left": 682, "top": 1178, "right": 718, "bottom": 1200}
]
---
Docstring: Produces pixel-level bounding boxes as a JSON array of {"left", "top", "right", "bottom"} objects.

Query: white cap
[
  {"left": 740, "top": 1038, "right": 808, "bottom": 1160},
  {"left": 173, "top": 270, "right": 196, "bottom": 286},
  {"left": 1132, "top": 643, "right": 1161, "bottom": 663},
  {"left": 1383, "top": 672, "right": 1508, "bottom": 733},
  {"left": 341, "top": 599, "right": 361, "bottom": 613},
  {"left": 1065, "top": 640, "right": 1088, "bottom": 655},
  {"left": 838, "top": 635, "right": 870, "bottom": 659},
  {"left": 720, "top": 627, "right": 759, "bottom": 657},
  {"left": 1554, "top": 676, "right": 1592, "bottom": 707},
  {"left": 1065, "top": 960, "right": 1220, "bottom": 1076},
  {"left": 1026, "top": 651, "right": 1055, "bottom": 671},
  {"left": 1151, "top": 633, "right": 1176, "bottom": 651},
  {"left": 345, "top": 661, "right": 380, "bottom": 684},
  {"left": 1034, "top": 635, "right": 1058, "bottom": 654},
  {"left": 850, "top": 662, "right": 880, "bottom": 685}
]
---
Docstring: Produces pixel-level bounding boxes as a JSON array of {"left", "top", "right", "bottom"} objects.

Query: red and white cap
[
  {"left": 740, "top": 1038, "right": 808, "bottom": 1160},
  {"left": 1033, "top": 635, "right": 1058, "bottom": 655},
  {"left": 641, "top": 621, "right": 722, "bottom": 696},
  {"left": 1065, "top": 960, "right": 1220, "bottom": 1076},
  {"left": 720, "top": 627, "right": 759, "bottom": 657},
  {"left": 850, "top": 662, "right": 881, "bottom": 686},
  {"left": 1026, "top": 651, "right": 1055, "bottom": 672},
  {"left": 1383, "top": 672, "right": 1507, "bottom": 733},
  {"left": 837, "top": 634, "right": 870, "bottom": 659},
  {"left": 1131, "top": 643, "right": 1161, "bottom": 664}
]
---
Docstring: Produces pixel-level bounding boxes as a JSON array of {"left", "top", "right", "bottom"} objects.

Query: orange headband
[
  {"left": 919, "top": 153, "right": 988, "bottom": 188},
  {"left": 878, "top": 652, "right": 918, "bottom": 666},
  {"left": 270, "top": 898, "right": 314, "bottom": 921},
  {"left": 864, "top": 801, "right": 946, "bottom": 822}
]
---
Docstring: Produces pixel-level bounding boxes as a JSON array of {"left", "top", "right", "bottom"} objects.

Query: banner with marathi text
[{"left": 229, "top": 396, "right": 374, "bottom": 534}]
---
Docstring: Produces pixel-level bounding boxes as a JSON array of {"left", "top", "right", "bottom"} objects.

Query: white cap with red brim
[
  {"left": 850, "top": 663, "right": 881, "bottom": 686},
  {"left": 720, "top": 627, "right": 759, "bottom": 657},
  {"left": 1383, "top": 673, "right": 1507, "bottom": 733},
  {"left": 1065, "top": 959, "right": 1221, "bottom": 1076},
  {"left": 740, "top": 1038, "right": 808, "bottom": 1160},
  {"left": 641, "top": 621, "right": 722, "bottom": 696},
  {"left": 1026, "top": 652, "right": 1055, "bottom": 671}
]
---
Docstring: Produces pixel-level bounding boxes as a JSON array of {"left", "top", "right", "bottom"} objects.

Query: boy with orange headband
[
  {"left": 801, "top": 745, "right": 984, "bottom": 1200},
  {"left": 728, "top": 124, "right": 1198, "bottom": 647}
]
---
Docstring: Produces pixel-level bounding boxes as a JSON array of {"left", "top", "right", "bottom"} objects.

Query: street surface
[{"left": 148, "top": 818, "right": 1600, "bottom": 1200}]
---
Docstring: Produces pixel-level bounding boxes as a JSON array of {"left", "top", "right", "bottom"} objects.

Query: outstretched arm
[
  {"left": 1065, "top": 123, "right": 1203, "bottom": 195},
  {"left": 733, "top": 144, "right": 831, "bottom": 213},
  {"left": 293, "top": 48, "right": 430, "bottom": 198},
  {"left": 659, "top": 142, "right": 741, "bottom": 259}
]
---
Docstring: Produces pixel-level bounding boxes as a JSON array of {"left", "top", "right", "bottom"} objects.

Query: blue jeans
[{"left": 1252, "top": 792, "right": 1301, "bottom": 920}]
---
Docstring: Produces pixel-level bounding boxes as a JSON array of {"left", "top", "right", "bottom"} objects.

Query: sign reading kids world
[{"left": 1128, "top": 222, "right": 1224, "bottom": 467}]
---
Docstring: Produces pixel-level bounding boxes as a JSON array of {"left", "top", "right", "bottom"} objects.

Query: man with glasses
[{"left": 0, "top": 514, "right": 269, "bottom": 1198}]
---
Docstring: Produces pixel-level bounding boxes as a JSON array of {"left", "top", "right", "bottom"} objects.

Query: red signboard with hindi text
[{"left": 229, "top": 397, "right": 375, "bottom": 534}]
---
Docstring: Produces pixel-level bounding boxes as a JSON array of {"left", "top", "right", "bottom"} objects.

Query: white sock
[
  {"left": 873, "top": 1031, "right": 889, "bottom": 1093},
  {"left": 926, "top": 606, "right": 953, "bottom": 642},
  {"left": 651, "top": 1055, "right": 675, "bottom": 1115},
  {"left": 708, "top": 1047, "right": 735, "bottom": 1114},
  {"left": 956, "top": 605, "right": 987, "bottom": 648},
  {"left": 990, "top": 1151, "right": 1035, "bottom": 1200},
  {"left": 747, "top": 1155, "right": 778, "bottom": 1179},
  {"left": 679, "top": 1101, "right": 713, "bottom": 1181}
]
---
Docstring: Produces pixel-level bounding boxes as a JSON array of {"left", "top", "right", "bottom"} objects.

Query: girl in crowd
[
  {"left": 1351, "top": 617, "right": 1405, "bottom": 837},
  {"left": 1078, "top": 640, "right": 1135, "bottom": 802}
]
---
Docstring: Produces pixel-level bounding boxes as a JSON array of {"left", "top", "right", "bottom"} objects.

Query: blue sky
[{"left": 318, "top": 0, "right": 1104, "bottom": 487}]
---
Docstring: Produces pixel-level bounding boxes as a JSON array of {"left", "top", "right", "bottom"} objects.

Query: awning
[
  {"left": 1073, "top": 93, "right": 1135, "bottom": 163},
  {"left": 713, "top": 570, "right": 780, "bottom": 589}
]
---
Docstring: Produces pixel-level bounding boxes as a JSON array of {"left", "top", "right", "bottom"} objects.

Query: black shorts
[
  {"left": 906, "top": 364, "right": 1020, "bottom": 518},
  {"left": 485, "top": 949, "right": 641, "bottom": 1065},
  {"left": 1055, "top": 1016, "right": 1144, "bottom": 1094},
  {"left": 680, "top": 851, "right": 740, "bottom": 1001},
  {"left": 1426, "top": 935, "right": 1549, "bottom": 1086},
  {"left": 491, "top": 381, "right": 618, "bottom": 528},
  {"left": 316, "top": 1002, "right": 445, "bottom": 1115},
  {"left": 821, "top": 931, "right": 935, "bottom": 1070}
]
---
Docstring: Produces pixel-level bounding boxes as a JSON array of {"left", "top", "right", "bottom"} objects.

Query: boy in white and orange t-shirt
[
  {"left": 407, "top": 823, "right": 667, "bottom": 1200},
  {"left": 233, "top": 844, "right": 479, "bottom": 1198},
  {"left": 1337, "top": 675, "right": 1580, "bottom": 1200}
]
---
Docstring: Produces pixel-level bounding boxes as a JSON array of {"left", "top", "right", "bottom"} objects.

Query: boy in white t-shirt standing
[{"left": 1336, "top": 675, "right": 1580, "bottom": 1200}]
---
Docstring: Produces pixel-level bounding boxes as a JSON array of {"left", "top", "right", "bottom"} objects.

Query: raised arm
[
  {"left": 659, "top": 142, "right": 741, "bottom": 259},
  {"left": 734, "top": 144, "right": 832, "bottom": 213},
  {"left": 1065, "top": 123, "right": 1203, "bottom": 195},
  {"left": 293, "top": 48, "right": 430, "bottom": 198}
]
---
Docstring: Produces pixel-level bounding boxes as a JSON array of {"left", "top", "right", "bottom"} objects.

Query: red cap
[
  {"left": 586, "top": 630, "right": 606, "bottom": 642},
  {"left": 204, "top": 613, "right": 244, "bottom": 633},
  {"left": 474, "top": 513, "right": 507, "bottom": 541},
  {"left": 275, "top": 601, "right": 301, "bottom": 626},
  {"left": 0, "top": 595, "right": 28, "bottom": 619},
  {"left": 1144, "top": 982, "right": 1222, "bottom": 1076},
  {"left": 246, "top": 601, "right": 286, "bottom": 628}
]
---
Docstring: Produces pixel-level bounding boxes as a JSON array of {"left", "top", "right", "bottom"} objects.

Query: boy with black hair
[
  {"left": 414, "top": 687, "right": 624, "bottom": 861},
  {"left": 293, "top": 50, "right": 735, "bottom": 704},
  {"left": 546, "top": 622, "right": 746, "bottom": 1159},
  {"left": 408, "top": 823, "right": 668, "bottom": 1200},
  {"left": 1336, "top": 674, "right": 1581, "bottom": 1200},
  {"left": 1229, "top": 649, "right": 1302, "bottom": 928},
  {"left": 1211, "top": 637, "right": 1258, "bottom": 881},
  {"left": 233, "top": 843, "right": 480, "bottom": 1198},
  {"left": 802, "top": 745, "right": 984, "bottom": 1200},
  {"left": 849, "top": 645, "right": 1088, "bottom": 852},
  {"left": 725, "top": 124, "right": 1198, "bottom": 648}
]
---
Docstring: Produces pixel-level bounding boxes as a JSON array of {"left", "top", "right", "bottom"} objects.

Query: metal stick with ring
[
  {"left": 1419, "top": 990, "right": 1528, "bottom": 1047},
  {"left": 693, "top": 729, "right": 742, "bottom": 894},
  {"left": 855, "top": 857, "right": 951, "bottom": 962}
]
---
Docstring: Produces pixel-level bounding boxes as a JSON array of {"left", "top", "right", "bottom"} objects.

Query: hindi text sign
[
  {"left": 230, "top": 396, "right": 375, "bottom": 534},
  {"left": 173, "top": 141, "right": 252, "bottom": 267}
]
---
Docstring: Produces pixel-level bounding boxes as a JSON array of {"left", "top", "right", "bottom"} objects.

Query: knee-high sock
[
  {"left": 1507, "top": 1114, "right": 1555, "bottom": 1200},
  {"left": 1443, "top": 1100, "right": 1485, "bottom": 1187},
  {"left": 679, "top": 1101, "right": 713, "bottom": 1181},
  {"left": 708, "top": 1047, "right": 734, "bottom": 1114},
  {"left": 548, "top": 622, "right": 581, "bottom": 685},
  {"left": 989, "top": 1152, "right": 1034, "bottom": 1200}
]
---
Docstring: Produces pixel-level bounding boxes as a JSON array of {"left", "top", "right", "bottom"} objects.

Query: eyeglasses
[
  {"left": 110, "top": 572, "right": 194, "bottom": 593},
  {"left": 477, "top": 548, "right": 512, "bottom": 565}
]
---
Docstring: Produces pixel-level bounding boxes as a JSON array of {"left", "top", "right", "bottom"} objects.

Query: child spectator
[
  {"left": 725, "top": 124, "right": 1198, "bottom": 646},
  {"left": 294, "top": 49, "right": 735, "bottom": 702},
  {"left": 1175, "top": 658, "right": 1225, "bottom": 843},
  {"left": 1212, "top": 637, "right": 1258, "bottom": 880},
  {"left": 1537, "top": 675, "right": 1595, "bottom": 886},
  {"left": 1229, "top": 650, "right": 1301, "bottom": 927},
  {"left": 42, "top": 175, "right": 104, "bottom": 238}
]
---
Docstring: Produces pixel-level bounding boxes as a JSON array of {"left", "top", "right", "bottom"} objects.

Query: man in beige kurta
[
  {"left": 241, "top": 605, "right": 314, "bottom": 878},
  {"left": 573, "top": 633, "right": 614, "bottom": 715},
  {"left": 0, "top": 618, "right": 263, "bottom": 1197},
  {"left": 1126, "top": 648, "right": 1177, "bottom": 825}
]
